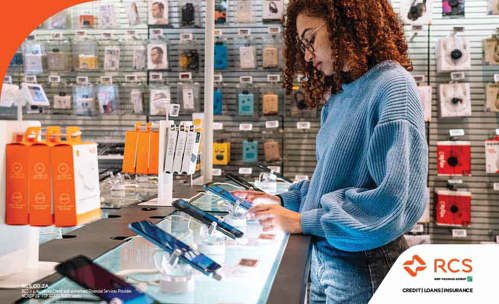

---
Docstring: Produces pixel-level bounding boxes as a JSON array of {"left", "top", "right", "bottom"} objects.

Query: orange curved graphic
[
  {"left": 0, "top": 0, "right": 93, "bottom": 92},
  {"left": 403, "top": 254, "right": 427, "bottom": 277}
]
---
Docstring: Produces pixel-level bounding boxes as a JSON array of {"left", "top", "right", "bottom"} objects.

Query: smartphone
[
  {"left": 203, "top": 184, "right": 253, "bottom": 210},
  {"left": 55, "top": 255, "right": 157, "bottom": 304},
  {"left": 129, "top": 220, "right": 222, "bottom": 280},
  {"left": 225, "top": 173, "right": 264, "bottom": 192},
  {"left": 173, "top": 199, "right": 243, "bottom": 239}
]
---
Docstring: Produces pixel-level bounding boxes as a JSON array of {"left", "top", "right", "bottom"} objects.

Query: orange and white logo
[{"left": 403, "top": 255, "right": 427, "bottom": 277}]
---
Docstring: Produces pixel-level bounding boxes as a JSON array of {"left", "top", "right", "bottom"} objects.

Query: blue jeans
[{"left": 309, "top": 236, "right": 408, "bottom": 304}]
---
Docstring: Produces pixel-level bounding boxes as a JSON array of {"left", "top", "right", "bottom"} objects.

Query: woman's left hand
[{"left": 249, "top": 204, "right": 302, "bottom": 234}]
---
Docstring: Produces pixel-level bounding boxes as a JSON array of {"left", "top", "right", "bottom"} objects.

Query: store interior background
[{"left": 1, "top": 0, "right": 498, "bottom": 246}]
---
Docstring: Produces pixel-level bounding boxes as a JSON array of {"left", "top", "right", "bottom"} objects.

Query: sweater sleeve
[
  {"left": 277, "top": 180, "right": 310, "bottom": 212},
  {"left": 300, "top": 120, "right": 428, "bottom": 251}
]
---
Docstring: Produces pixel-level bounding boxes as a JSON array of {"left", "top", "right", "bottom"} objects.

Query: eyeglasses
[{"left": 296, "top": 22, "right": 327, "bottom": 54}]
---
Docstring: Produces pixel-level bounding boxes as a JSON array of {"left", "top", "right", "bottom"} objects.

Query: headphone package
[
  {"left": 97, "top": 84, "right": 119, "bottom": 114},
  {"left": 178, "top": 36, "right": 199, "bottom": 72},
  {"left": 46, "top": 39, "right": 72, "bottom": 72},
  {"left": 487, "top": 0, "right": 499, "bottom": 14},
  {"left": 179, "top": 1, "right": 200, "bottom": 27},
  {"left": 264, "top": 139, "right": 281, "bottom": 162},
  {"left": 261, "top": 84, "right": 282, "bottom": 115},
  {"left": 213, "top": 141, "right": 231, "bottom": 165},
  {"left": 73, "top": 84, "right": 98, "bottom": 116},
  {"left": 49, "top": 82, "right": 72, "bottom": 112},
  {"left": 98, "top": 3, "right": 119, "bottom": 29},
  {"left": 400, "top": 0, "right": 432, "bottom": 25},
  {"left": 214, "top": 86, "right": 223, "bottom": 115},
  {"left": 439, "top": 83, "right": 471, "bottom": 118},
  {"left": 177, "top": 81, "right": 200, "bottom": 113},
  {"left": 131, "top": 44, "right": 147, "bottom": 70},
  {"left": 436, "top": 35, "right": 471, "bottom": 73},
  {"left": 262, "top": 32, "right": 281, "bottom": 69},
  {"left": 485, "top": 138, "right": 499, "bottom": 174},
  {"left": 435, "top": 188, "right": 471, "bottom": 227},
  {"left": 23, "top": 40, "right": 45, "bottom": 75},
  {"left": 237, "top": 82, "right": 256, "bottom": 116},
  {"left": 149, "top": 86, "right": 171, "bottom": 116},
  {"left": 103, "top": 45, "right": 121, "bottom": 72},
  {"left": 243, "top": 139, "right": 258, "bottom": 163},
  {"left": 127, "top": 85, "right": 145, "bottom": 114},
  {"left": 262, "top": 0, "right": 284, "bottom": 22},
  {"left": 234, "top": 0, "right": 253, "bottom": 23},
  {"left": 483, "top": 37, "right": 499, "bottom": 65},
  {"left": 485, "top": 83, "right": 499, "bottom": 112},
  {"left": 214, "top": 40, "right": 228, "bottom": 70},
  {"left": 45, "top": 11, "right": 70, "bottom": 29},
  {"left": 417, "top": 85, "right": 432, "bottom": 122},
  {"left": 73, "top": 39, "right": 98, "bottom": 71},
  {"left": 239, "top": 39, "right": 257, "bottom": 69},
  {"left": 437, "top": 141, "right": 471, "bottom": 176},
  {"left": 442, "top": 0, "right": 465, "bottom": 16}
]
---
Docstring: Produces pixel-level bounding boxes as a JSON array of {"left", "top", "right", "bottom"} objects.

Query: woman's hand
[
  {"left": 231, "top": 190, "right": 281, "bottom": 205},
  {"left": 249, "top": 204, "right": 302, "bottom": 234}
]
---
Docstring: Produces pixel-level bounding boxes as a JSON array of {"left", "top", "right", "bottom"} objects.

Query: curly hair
[{"left": 283, "top": 0, "right": 413, "bottom": 107}]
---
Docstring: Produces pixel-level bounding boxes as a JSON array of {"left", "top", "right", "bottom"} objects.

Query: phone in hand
[
  {"left": 173, "top": 199, "right": 244, "bottom": 239},
  {"left": 129, "top": 220, "right": 222, "bottom": 280},
  {"left": 55, "top": 255, "right": 157, "bottom": 304},
  {"left": 203, "top": 184, "right": 253, "bottom": 210}
]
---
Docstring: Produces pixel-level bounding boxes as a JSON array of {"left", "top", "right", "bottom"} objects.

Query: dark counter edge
[{"left": 0, "top": 185, "right": 312, "bottom": 304}]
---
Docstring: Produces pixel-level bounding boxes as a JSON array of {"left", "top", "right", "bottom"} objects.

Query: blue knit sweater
[{"left": 279, "top": 61, "right": 428, "bottom": 252}]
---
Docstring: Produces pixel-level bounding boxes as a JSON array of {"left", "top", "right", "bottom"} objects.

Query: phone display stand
[
  {"left": 198, "top": 222, "right": 226, "bottom": 258},
  {"left": 0, "top": 120, "right": 58, "bottom": 288},
  {"left": 155, "top": 249, "right": 194, "bottom": 294},
  {"left": 140, "top": 120, "right": 175, "bottom": 207},
  {"left": 224, "top": 202, "right": 248, "bottom": 229}
]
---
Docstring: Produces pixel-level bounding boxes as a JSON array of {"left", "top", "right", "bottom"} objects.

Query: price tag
[
  {"left": 76, "top": 30, "right": 87, "bottom": 38},
  {"left": 452, "top": 229, "right": 467, "bottom": 238},
  {"left": 294, "top": 175, "right": 309, "bottom": 182},
  {"left": 4, "top": 75, "right": 12, "bottom": 84},
  {"left": 238, "top": 29, "right": 251, "bottom": 36},
  {"left": 125, "top": 74, "right": 138, "bottom": 82},
  {"left": 297, "top": 122, "right": 311, "bottom": 129},
  {"left": 214, "top": 29, "right": 222, "bottom": 37},
  {"left": 267, "top": 74, "right": 281, "bottom": 83},
  {"left": 240, "top": 76, "right": 253, "bottom": 84},
  {"left": 239, "top": 123, "right": 253, "bottom": 131},
  {"left": 268, "top": 26, "right": 281, "bottom": 34},
  {"left": 24, "top": 75, "right": 37, "bottom": 83},
  {"left": 495, "top": 129, "right": 499, "bottom": 136},
  {"left": 27, "top": 34, "right": 36, "bottom": 40},
  {"left": 411, "top": 224, "right": 425, "bottom": 233},
  {"left": 265, "top": 120, "right": 279, "bottom": 128},
  {"left": 149, "top": 72, "right": 163, "bottom": 82},
  {"left": 494, "top": 74, "right": 499, "bottom": 83},
  {"left": 179, "top": 72, "right": 192, "bottom": 81},
  {"left": 496, "top": 235, "right": 499, "bottom": 244},
  {"left": 214, "top": 74, "right": 223, "bottom": 83},
  {"left": 51, "top": 32, "right": 63, "bottom": 40},
  {"left": 413, "top": 75, "right": 425, "bottom": 83},
  {"left": 412, "top": 25, "right": 423, "bottom": 31},
  {"left": 450, "top": 72, "right": 465, "bottom": 81},
  {"left": 76, "top": 76, "right": 89, "bottom": 85},
  {"left": 212, "top": 168, "right": 222, "bottom": 176},
  {"left": 493, "top": 183, "right": 499, "bottom": 191},
  {"left": 239, "top": 167, "right": 252, "bottom": 175},
  {"left": 448, "top": 179, "right": 463, "bottom": 185},
  {"left": 453, "top": 26, "right": 464, "bottom": 32},
  {"left": 213, "top": 122, "right": 223, "bottom": 130},
  {"left": 48, "top": 75, "right": 61, "bottom": 83},
  {"left": 180, "top": 33, "right": 193, "bottom": 41},
  {"left": 101, "top": 32, "right": 113, "bottom": 40},
  {"left": 151, "top": 29, "right": 163, "bottom": 39},
  {"left": 100, "top": 76, "right": 113, "bottom": 84},
  {"left": 268, "top": 166, "right": 281, "bottom": 174},
  {"left": 127, "top": 30, "right": 136, "bottom": 36},
  {"left": 449, "top": 129, "right": 465, "bottom": 137}
]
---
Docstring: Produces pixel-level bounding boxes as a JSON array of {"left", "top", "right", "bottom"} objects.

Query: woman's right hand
[{"left": 231, "top": 190, "right": 281, "bottom": 206}]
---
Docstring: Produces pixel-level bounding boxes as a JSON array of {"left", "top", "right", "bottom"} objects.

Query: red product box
[
  {"left": 437, "top": 141, "right": 471, "bottom": 176},
  {"left": 435, "top": 189, "right": 471, "bottom": 227}
]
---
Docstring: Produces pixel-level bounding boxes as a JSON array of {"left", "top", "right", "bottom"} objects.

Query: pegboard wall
[{"left": 1, "top": 0, "right": 498, "bottom": 244}]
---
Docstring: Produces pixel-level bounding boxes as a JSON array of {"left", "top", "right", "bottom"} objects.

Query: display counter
[{"left": 0, "top": 184, "right": 311, "bottom": 304}]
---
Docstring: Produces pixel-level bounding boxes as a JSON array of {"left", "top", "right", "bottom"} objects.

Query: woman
[{"left": 233, "top": 0, "right": 428, "bottom": 303}]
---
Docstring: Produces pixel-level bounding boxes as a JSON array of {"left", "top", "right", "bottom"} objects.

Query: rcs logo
[
  {"left": 403, "top": 255, "right": 473, "bottom": 277},
  {"left": 403, "top": 255, "right": 427, "bottom": 277}
]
